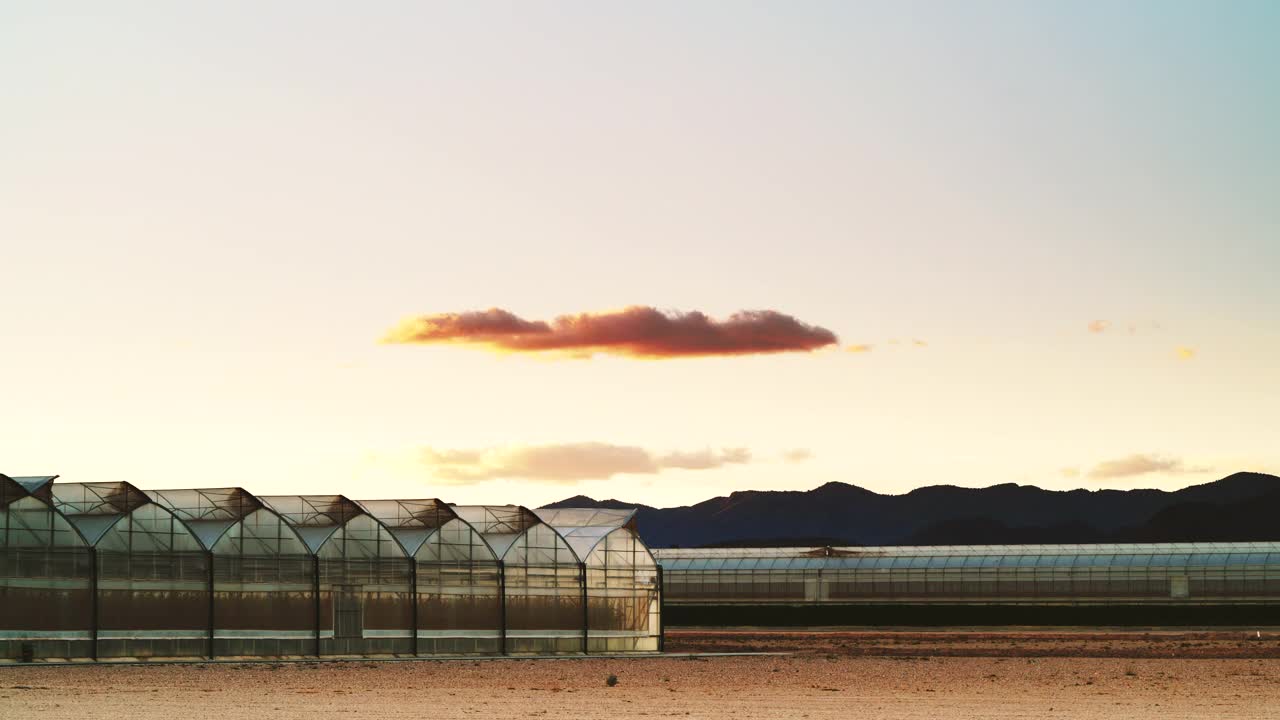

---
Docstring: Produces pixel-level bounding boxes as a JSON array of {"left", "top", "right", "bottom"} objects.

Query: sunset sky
[{"left": 4, "top": 2, "right": 1278, "bottom": 508}]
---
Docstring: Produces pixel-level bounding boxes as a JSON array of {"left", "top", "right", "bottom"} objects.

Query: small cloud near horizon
[
  {"left": 1089, "top": 319, "right": 1164, "bottom": 335},
  {"left": 1176, "top": 346, "right": 1197, "bottom": 360},
  {"left": 420, "top": 442, "right": 753, "bottom": 484},
  {"left": 1059, "top": 466, "right": 1081, "bottom": 479},
  {"left": 782, "top": 448, "right": 813, "bottom": 463},
  {"left": 849, "top": 338, "right": 926, "bottom": 352},
  {"left": 1087, "top": 453, "right": 1210, "bottom": 481}
]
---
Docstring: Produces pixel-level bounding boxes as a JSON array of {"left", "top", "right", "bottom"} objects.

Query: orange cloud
[
  {"left": 383, "top": 306, "right": 838, "bottom": 358},
  {"left": 1176, "top": 346, "right": 1196, "bottom": 360},
  {"left": 846, "top": 344, "right": 874, "bottom": 353},
  {"left": 1088, "top": 320, "right": 1111, "bottom": 333},
  {"left": 421, "top": 442, "right": 753, "bottom": 484}
]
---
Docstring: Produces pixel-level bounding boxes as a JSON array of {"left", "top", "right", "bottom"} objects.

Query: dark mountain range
[{"left": 542, "top": 472, "right": 1280, "bottom": 548}]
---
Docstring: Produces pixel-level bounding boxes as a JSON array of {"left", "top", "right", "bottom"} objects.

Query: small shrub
[{"left": 606, "top": 674, "right": 619, "bottom": 687}]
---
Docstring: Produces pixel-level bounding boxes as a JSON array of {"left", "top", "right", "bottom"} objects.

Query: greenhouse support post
[
  {"left": 409, "top": 558, "right": 419, "bottom": 656},
  {"left": 312, "top": 555, "right": 321, "bottom": 657},
  {"left": 580, "top": 561, "right": 589, "bottom": 655},
  {"left": 206, "top": 551, "right": 215, "bottom": 659},
  {"left": 89, "top": 546, "right": 98, "bottom": 661},
  {"left": 657, "top": 565, "right": 665, "bottom": 653},
  {"left": 497, "top": 560, "right": 507, "bottom": 655}
]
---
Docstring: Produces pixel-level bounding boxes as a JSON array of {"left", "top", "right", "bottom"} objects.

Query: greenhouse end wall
[
  {"left": 0, "top": 476, "right": 93, "bottom": 662},
  {"left": 1, "top": 476, "right": 664, "bottom": 662},
  {"left": 533, "top": 510, "right": 662, "bottom": 654}
]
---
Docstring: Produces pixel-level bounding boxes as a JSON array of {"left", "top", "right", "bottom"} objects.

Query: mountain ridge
[{"left": 540, "top": 472, "right": 1280, "bottom": 548}]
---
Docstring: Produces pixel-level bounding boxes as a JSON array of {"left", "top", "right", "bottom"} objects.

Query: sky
[{"left": 3, "top": 2, "right": 1278, "bottom": 508}]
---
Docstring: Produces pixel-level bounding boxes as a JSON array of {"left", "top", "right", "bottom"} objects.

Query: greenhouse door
[{"left": 334, "top": 585, "right": 364, "bottom": 639}]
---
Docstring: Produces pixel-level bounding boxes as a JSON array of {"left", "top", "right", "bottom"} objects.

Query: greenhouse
[
  {"left": 656, "top": 543, "right": 1280, "bottom": 605},
  {"left": 357, "top": 499, "right": 501, "bottom": 655},
  {"left": 256, "top": 495, "right": 414, "bottom": 657},
  {"left": 150, "top": 487, "right": 315, "bottom": 657},
  {"left": 452, "top": 505, "right": 584, "bottom": 654},
  {"left": 535, "top": 508, "right": 662, "bottom": 653},
  {"left": 15, "top": 472, "right": 1278, "bottom": 661},
  {"left": 1, "top": 475, "right": 665, "bottom": 662},
  {"left": 0, "top": 475, "right": 92, "bottom": 661},
  {"left": 50, "top": 482, "right": 208, "bottom": 659}
]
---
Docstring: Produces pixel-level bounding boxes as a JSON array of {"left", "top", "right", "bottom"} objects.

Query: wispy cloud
[
  {"left": 383, "top": 306, "right": 838, "bottom": 359},
  {"left": 1176, "top": 346, "right": 1197, "bottom": 360},
  {"left": 1088, "top": 319, "right": 1164, "bottom": 335},
  {"left": 848, "top": 338, "right": 927, "bottom": 352},
  {"left": 781, "top": 448, "right": 813, "bottom": 463},
  {"left": 659, "top": 447, "right": 752, "bottom": 470},
  {"left": 420, "top": 442, "right": 753, "bottom": 484},
  {"left": 1087, "top": 454, "right": 1210, "bottom": 481},
  {"left": 1059, "top": 466, "right": 1081, "bottom": 479}
]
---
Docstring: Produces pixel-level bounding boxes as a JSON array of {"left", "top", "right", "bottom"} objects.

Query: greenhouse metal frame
[{"left": 1, "top": 474, "right": 662, "bottom": 663}]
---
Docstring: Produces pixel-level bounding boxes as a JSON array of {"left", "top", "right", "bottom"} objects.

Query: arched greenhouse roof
[
  {"left": 150, "top": 487, "right": 281, "bottom": 550},
  {"left": 51, "top": 481, "right": 155, "bottom": 546},
  {"left": 652, "top": 542, "right": 1280, "bottom": 571},
  {"left": 1, "top": 473, "right": 87, "bottom": 549},
  {"left": 258, "top": 494, "right": 399, "bottom": 555},
  {"left": 533, "top": 507, "right": 645, "bottom": 560},
  {"left": 452, "top": 505, "right": 580, "bottom": 562},
  {"left": 1, "top": 474, "right": 58, "bottom": 506},
  {"left": 356, "top": 498, "right": 460, "bottom": 556},
  {"left": 49, "top": 481, "right": 203, "bottom": 552}
]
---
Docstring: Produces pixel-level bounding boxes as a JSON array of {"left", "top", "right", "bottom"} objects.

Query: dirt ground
[
  {"left": 3, "top": 630, "right": 1280, "bottom": 719},
  {"left": 669, "top": 627, "right": 1280, "bottom": 659}
]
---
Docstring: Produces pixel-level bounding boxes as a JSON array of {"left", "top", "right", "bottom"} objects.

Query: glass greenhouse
[
  {"left": 655, "top": 543, "right": 1280, "bottom": 605},
  {"left": 257, "top": 496, "right": 413, "bottom": 656},
  {"left": 357, "top": 499, "right": 501, "bottom": 655},
  {"left": 452, "top": 506, "right": 583, "bottom": 654},
  {"left": 0, "top": 475, "right": 93, "bottom": 661},
  {"left": 150, "top": 487, "right": 314, "bottom": 657},
  {"left": 2, "top": 475, "right": 665, "bottom": 662},
  {"left": 535, "top": 508, "right": 662, "bottom": 653},
  {"left": 50, "top": 482, "right": 208, "bottom": 659}
]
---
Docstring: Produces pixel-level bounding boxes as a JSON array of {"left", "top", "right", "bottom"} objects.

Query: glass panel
[{"left": 586, "top": 528, "right": 659, "bottom": 652}]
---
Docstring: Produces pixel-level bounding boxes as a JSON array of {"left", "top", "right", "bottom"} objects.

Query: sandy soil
[
  {"left": 3, "top": 631, "right": 1280, "bottom": 719},
  {"left": 669, "top": 627, "right": 1280, "bottom": 659}
]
